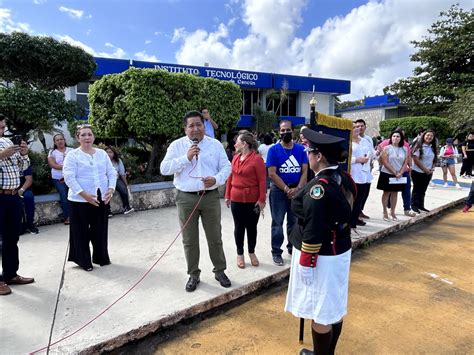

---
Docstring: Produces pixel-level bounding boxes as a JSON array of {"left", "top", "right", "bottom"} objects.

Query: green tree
[
  {"left": 379, "top": 116, "right": 451, "bottom": 141},
  {"left": 335, "top": 97, "right": 364, "bottom": 111},
  {"left": 384, "top": 5, "right": 474, "bottom": 117},
  {"left": 0, "top": 32, "right": 95, "bottom": 149},
  {"left": 88, "top": 68, "right": 242, "bottom": 175},
  {"left": 448, "top": 89, "right": 474, "bottom": 135}
]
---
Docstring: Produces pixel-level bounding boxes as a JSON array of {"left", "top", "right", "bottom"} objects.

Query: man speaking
[{"left": 161, "top": 111, "right": 231, "bottom": 292}]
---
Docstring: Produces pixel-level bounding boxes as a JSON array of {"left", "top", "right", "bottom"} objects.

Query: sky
[{"left": 0, "top": 0, "right": 471, "bottom": 100}]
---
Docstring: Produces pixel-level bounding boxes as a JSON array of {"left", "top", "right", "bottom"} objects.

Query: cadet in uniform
[{"left": 285, "top": 128, "right": 356, "bottom": 355}]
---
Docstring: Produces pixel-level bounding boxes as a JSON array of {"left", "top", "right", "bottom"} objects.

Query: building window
[
  {"left": 241, "top": 89, "right": 260, "bottom": 115},
  {"left": 266, "top": 92, "right": 297, "bottom": 116},
  {"left": 76, "top": 81, "right": 94, "bottom": 110}
]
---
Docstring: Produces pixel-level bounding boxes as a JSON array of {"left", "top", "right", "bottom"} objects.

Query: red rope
[{"left": 30, "top": 192, "right": 206, "bottom": 354}]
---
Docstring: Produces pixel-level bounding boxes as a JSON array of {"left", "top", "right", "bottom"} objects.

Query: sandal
[
  {"left": 249, "top": 253, "right": 259, "bottom": 267},
  {"left": 237, "top": 255, "right": 245, "bottom": 269},
  {"left": 383, "top": 213, "right": 390, "bottom": 222},
  {"left": 391, "top": 215, "right": 399, "bottom": 221}
]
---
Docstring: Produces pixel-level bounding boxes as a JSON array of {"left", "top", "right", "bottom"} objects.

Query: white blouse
[
  {"left": 48, "top": 147, "right": 74, "bottom": 180},
  {"left": 63, "top": 148, "right": 117, "bottom": 203}
]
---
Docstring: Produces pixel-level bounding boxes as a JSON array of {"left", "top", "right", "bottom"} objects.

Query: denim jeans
[
  {"left": 269, "top": 185, "right": 296, "bottom": 256},
  {"left": 52, "top": 178, "right": 69, "bottom": 218},
  {"left": 21, "top": 189, "right": 35, "bottom": 226}
]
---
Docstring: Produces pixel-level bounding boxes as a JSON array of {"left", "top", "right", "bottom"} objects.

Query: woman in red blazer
[{"left": 225, "top": 130, "right": 267, "bottom": 268}]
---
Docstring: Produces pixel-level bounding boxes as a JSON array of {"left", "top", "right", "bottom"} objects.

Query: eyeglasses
[{"left": 76, "top": 123, "right": 92, "bottom": 129}]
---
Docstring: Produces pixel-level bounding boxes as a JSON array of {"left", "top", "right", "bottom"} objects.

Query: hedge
[{"left": 379, "top": 116, "right": 452, "bottom": 141}]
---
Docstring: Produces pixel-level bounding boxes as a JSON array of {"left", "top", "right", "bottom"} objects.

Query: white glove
[{"left": 298, "top": 264, "right": 314, "bottom": 286}]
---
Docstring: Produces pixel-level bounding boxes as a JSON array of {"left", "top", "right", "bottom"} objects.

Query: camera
[{"left": 11, "top": 135, "right": 22, "bottom": 145}]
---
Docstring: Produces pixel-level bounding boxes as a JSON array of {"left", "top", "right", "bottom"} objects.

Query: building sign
[{"left": 132, "top": 60, "right": 272, "bottom": 88}]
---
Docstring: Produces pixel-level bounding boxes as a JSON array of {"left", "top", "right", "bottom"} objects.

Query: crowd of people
[{"left": 1, "top": 109, "right": 473, "bottom": 351}]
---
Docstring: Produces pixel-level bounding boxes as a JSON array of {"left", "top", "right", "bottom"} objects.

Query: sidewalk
[{"left": 0, "top": 167, "right": 471, "bottom": 354}]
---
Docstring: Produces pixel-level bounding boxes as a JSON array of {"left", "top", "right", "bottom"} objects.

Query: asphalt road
[{"left": 114, "top": 209, "right": 474, "bottom": 354}]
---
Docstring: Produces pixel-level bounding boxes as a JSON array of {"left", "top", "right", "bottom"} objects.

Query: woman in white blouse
[
  {"left": 63, "top": 124, "right": 117, "bottom": 271},
  {"left": 47, "top": 133, "right": 73, "bottom": 224}
]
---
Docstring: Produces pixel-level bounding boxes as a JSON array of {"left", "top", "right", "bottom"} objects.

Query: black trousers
[
  {"left": 411, "top": 170, "right": 432, "bottom": 210},
  {"left": 230, "top": 201, "right": 260, "bottom": 255},
  {"left": 68, "top": 191, "right": 110, "bottom": 270},
  {"left": 0, "top": 194, "right": 23, "bottom": 281},
  {"left": 360, "top": 183, "right": 371, "bottom": 212},
  {"left": 460, "top": 154, "right": 473, "bottom": 176},
  {"left": 350, "top": 183, "right": 370, "bottom": 226}
]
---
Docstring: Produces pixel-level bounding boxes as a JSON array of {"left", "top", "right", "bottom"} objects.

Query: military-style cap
[{"left": 301, "top": 128, "right": 346, "bottom": 161}]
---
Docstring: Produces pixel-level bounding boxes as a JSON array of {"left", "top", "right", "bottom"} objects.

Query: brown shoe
[
  {"left": 249, "top": 253, "right": 259, "bottom": 267},
  {"left": 0, "top": 282, "right": 12, "bottom": 295},
  {"left": 359, "top": 212, "right": 370, "bottom": 219},
  {"left": 6, "top": 275, "right": 35, "bottom": 285}
]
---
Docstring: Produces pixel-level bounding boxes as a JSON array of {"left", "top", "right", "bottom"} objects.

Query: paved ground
[
  {"left": 127, "top": 210, "right": 473, "bottom": 354},
  {"left": 0, "top": 167, "right": 471, "bottom": 354}
]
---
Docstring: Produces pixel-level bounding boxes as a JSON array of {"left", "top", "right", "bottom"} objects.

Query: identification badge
[{"left": 310, "top": 184, "right": 325, "bottom": 199}]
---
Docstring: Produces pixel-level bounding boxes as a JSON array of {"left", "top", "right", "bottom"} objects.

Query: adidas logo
[{"left": 279, "top": 156, "right": 301, "bottom": 173}]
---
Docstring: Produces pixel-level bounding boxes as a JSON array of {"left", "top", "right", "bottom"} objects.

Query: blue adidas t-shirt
[{"left": 266, "top": 143, "right": 308, "bottom": 185}]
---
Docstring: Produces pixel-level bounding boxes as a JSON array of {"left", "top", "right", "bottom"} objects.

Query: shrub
[
  {"left": 379, "top": 116, "right": 452, "bottom": 141},
  {"left": 28, "top": 150, "right": 52, "bottom": 194}
]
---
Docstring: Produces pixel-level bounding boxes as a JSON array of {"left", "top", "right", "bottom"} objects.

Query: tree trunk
[
  {"left": 38, "top": 130, "right": 48, "bottom": 153},
  {"left": 146, "top": 136, "right": 166, "bottom": 176}
]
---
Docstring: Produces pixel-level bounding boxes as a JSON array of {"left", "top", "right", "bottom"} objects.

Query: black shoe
[
  {"left": 185, "top": 275, "right": 200, "bottom": 292},
  {"left": 355, "top": 219, "right": 366, "bottom": 226},
  {"left": 287, "top": 248, "right": 293, "bottom": 255},
  {"left": 411, "top": 207, "right": 421, "bottom": 214},
  {"left": 27, "top": 225, "right": 39, "bottom": 234},
  {"left": 272, "top": 254, "right": 284, "bottom": 266},
  {"left": 299, "top": 348, "right": 313, "bottom": 355},
  {"left": 214, "top": 271, "right": 231, "bottom": 288},
  {"left": 419, "top": 207, "right": 430, "bottom": 213}
]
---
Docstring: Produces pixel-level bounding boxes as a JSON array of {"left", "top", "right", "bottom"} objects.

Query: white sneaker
[
  {"left": 455, "top": 183, "right": 462, "bottom": 189},
  {"left": 124, "top": 207, "right": 135, "bottom": 215},
  {"left": 443, "top": 183, "right": 448, "bottom": 188}
]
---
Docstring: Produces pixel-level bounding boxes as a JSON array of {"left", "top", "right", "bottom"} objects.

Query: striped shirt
[{"left": 0, "top": 137, "right": 30, "bottom": 190}]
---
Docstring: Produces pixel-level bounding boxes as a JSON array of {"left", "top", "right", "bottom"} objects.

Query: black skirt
[{"left": 376, "top": 171, "right": 405, "bottom": 192}]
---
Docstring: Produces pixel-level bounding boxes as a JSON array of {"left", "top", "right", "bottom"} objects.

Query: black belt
[{"left": 181, "top": 188, "right": 217, "bottom": 196}]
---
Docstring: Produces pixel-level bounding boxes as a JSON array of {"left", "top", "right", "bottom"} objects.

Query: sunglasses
[{"left": 76, "top": 123, "right": 92, "bottom": 129}]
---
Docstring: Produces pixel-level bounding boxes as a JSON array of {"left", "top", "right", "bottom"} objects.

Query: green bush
[
  {"left": 379, "top": 116, "right": 452, "bottom": 141},
  {"left": 28, "top": 150, "right": 52, "bottom": 194}
]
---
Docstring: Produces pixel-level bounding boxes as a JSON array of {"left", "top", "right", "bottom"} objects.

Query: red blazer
[{"left": 225, "top": 151, "right": 266, "bottom": 204}]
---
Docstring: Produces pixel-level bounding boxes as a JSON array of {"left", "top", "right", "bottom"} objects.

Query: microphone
[{"left": 192, "top": 138, "right": 199, "bottom": 160}]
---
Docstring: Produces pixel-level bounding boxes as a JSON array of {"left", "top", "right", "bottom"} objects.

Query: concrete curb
[{"left": 79, "top": 197, "right": 466, "bottom": 354}]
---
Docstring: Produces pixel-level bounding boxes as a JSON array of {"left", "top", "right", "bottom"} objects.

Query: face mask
[{"left": 281, "top": 132, "right": 292, "bottom": 143}]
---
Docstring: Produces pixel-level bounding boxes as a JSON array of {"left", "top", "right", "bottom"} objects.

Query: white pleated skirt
[{"left": 285, "top": 248, "right": 351, "bottom": 325}]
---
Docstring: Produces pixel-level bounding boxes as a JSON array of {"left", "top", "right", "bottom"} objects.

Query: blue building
[{"left": 69, "top": 57, "right": 351, "bottom": 128}]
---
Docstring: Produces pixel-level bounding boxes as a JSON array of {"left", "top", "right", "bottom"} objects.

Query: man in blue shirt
[
  {"left": 202, "top": 108, "right": 218, "bottom": 139},
  {"left": 267, "top": 120, "right": 308, "bottom": 266}
]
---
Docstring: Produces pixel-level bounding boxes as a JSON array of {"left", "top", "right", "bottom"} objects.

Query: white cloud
[
  {"left": 144, "top": 39, "right": 151, "bottom": 45},
  {"left": 33, "top": 0, "right": 47, "bottom": 4},
  {"left": 55, "top": 35, "right": 127, "bottom": 59},
  {"left": 134, "top": 50, "right": 159, "bottom": 62},
  {"left": 0, "top": 8, "right": 32, "bottom": 33},
  {"left": 173, "top": 0, "right": 472, "bottom": 99},
  {"left": 58, "top": 6, "right": 84, "bottom": 19}
]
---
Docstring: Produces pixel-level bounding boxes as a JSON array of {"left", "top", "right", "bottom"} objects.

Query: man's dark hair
[
  {"left": 183, "top": 111, "right": 204, "bottom": 126},
  {"left": 263, "top": 134, "right": 273, "bottom": 145},
  {"left": 279, "top": 120, "right": 292, "bottom": 129},
  {"left": 354, "top": 119, "right": 366, "bottom": 126}
]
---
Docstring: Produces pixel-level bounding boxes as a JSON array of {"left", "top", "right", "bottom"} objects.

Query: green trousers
[{"left": 176, "top": 189, "right": 227, "bottom": 276}]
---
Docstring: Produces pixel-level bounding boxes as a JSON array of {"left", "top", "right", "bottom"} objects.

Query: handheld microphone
[{"left": 192, "top": 138, "right": 199, "bottom": 160}]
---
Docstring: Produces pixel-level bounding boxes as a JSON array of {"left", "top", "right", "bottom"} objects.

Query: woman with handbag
[{"left": 439, "top": 138, "right": 461, "bottom": 189}]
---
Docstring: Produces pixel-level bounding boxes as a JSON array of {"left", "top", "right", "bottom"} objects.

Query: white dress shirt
[
  {"left": 350, "top": 141, "right": 373, "bottom": 184},
  {"left": 160, "top": 135, "right": 231, "bottom": 192},
  {"left": 63, "top": 148, "right": 117, "bottom": 203}
]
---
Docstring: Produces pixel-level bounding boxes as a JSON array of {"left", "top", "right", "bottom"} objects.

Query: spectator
[
  {"left": 460, "top": 133, "right": 473, "bottom": 178},
  {"left": 267, "top": 120, "right": 308, "bottom": 266},
  {"left": 411, "top": 129, "right": 437, "bottom": 213},
  {"left": 377, "top": 130, "right": 409, "bottom": 221},
  {"left": 105, "top": 146, "right": 134, "bottom": 216},
  {"left": 160, "top": 111, "right": 231, "bottom": 292},
  {"left": 47, "top": 133, "right": 73, "bottom": 224},
  {"left": 258, "top": 134, "right": 274, "bottom": 163},
  {"left": 63, "top": 124, "right": 117, "bottom": 272},
  {"left": 201, "top": 108, "right": 218, "bottom": 139},
  {"left": 439, "top": 138, "right": 461, "bottom": 189},
  {"left": 355, "top": 119, "right": 375, "bottom": 219},
  {"left": 222, "top": 141, "right": 233, "bottom": 162},
  {"left": 0, "top": 114, "right": 35, "bottom": 296},
  {"left": 18, "top": 139, "right": 38, "bottom": 234},
  {"left": 349, "top": 123, "right": 373, "bottom": 228},
  {"left": 225, "top": 131, "right": 266, "bottom": 269}
]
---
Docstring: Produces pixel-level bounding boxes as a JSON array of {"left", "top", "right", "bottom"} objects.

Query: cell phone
[{"left": 11, "top": 135, "right": 22, "bottom": 145}]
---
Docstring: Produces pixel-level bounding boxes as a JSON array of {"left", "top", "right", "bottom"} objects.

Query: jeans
[
  {"left": 269, "top": 185, "right": 295, "bottom": 256},
  {"left": 52, "top": 178, "right": 69, "bottom": 218},
  {"left": 350, "top": 183, "right": 370, "bottom": 226},
  {"left": 116, "top": 178, "right": 130, "bottom": 209},
  {"left": 0, "top": 194, "right": 22, "bottom": 281},
  {"left": 22, "top": 189, "right": 35, "bottom": 226}
]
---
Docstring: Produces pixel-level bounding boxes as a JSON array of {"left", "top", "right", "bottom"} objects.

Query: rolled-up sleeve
[{"left": 214, "top": 144, "right": 231, "bottom": 186}]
